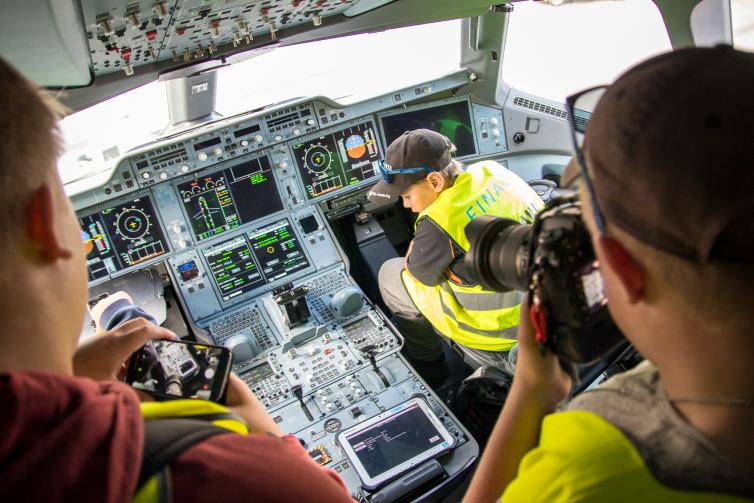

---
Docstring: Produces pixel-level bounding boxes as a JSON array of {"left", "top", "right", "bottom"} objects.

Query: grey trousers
[{"left": 378, "top": 257, "right": 515, "bottom": 370}]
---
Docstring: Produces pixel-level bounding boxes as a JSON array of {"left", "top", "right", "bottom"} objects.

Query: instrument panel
[{"left": 70, "top": 79, "right": 509, "bottom": 499}]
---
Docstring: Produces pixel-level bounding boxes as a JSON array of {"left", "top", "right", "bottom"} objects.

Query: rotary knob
[
  {"left": 306, "top": 118, "right": 315, "bottom": 126},
  {"left": 159, "top": 172, "right": 168, "bottom": 180},
  {"left": 240, "top": 139, "right": 249, "bottom": 147},
  {"left": 293, "top": 128, "right": 301, "bottom": 135},
  {"left": 197, "top": 152, "right": 208, "bottom": 161},
  {"left": 180, "top": 165, "right": 190, "bottom": 173},
  {"left": 278, "top": 160, "right": 289, "bottom": 169},
  {"left": 213, "top": 147, "right": 223, "bottom": 156},
  {"left": 492, "top": 128, "right": 501, "bottom": 138},
  {"left": 274, "top": 135, "right": 282, "bottom": 142},
  {"left": 254, "top": 135, "right": 263, "bottom": 142},
  {"left": 490, "top": 117, "right": 499, "bottom": 126},
  {"left": 141, "top": 171, "right": 151, "bottom": 179}
]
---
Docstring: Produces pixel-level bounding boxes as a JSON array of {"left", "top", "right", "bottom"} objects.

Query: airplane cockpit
[{"left": 1, "top": 1, "right": 751, "bottom": 501}]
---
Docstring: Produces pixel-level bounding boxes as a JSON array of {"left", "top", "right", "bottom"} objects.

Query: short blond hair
[{"left": 0, "top": 58, "right": 66, "bottom": 240}]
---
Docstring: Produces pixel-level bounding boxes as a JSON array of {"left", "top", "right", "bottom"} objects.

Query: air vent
[
  {"left": 512, "top": 96, "right": 568, "bottom": 120},
  {"left": 572, "top": 115, "right": 590, "bottom": 131}
]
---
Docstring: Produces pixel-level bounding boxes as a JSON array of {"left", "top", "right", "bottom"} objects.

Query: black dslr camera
[{"left": 465, "top": 194, "right": 623, "bottom": 363}]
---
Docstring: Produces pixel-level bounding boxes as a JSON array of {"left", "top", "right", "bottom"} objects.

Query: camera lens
[{"left": 465, "top": 215, "right": 532, "bottom": 292}]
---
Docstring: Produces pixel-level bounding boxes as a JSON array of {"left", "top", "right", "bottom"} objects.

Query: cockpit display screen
[
  {"left": 80, "top": 196, "right": 169, "bottom": 282},
  {"left": 203, "top": 235, "right": 265, "bottom": 301},
  {"left": 247, "top": 219, "right": 310, "bottom": 282},
  {"left": 292, "top": 121, "right": 382, "bottom": 199},
  {"left": 381, "top": 100, "right": 476, "bottom": 158},
  {"left": 201, "top": 219, "right": 310, "bottom": 303},
  {"left": 177, "top": 155, "right": 283, "bottom": 241}
]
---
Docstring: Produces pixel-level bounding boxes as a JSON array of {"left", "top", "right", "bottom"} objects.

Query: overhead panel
[{"left": 81, "top": 0, "right": 360, "bottom": 77}]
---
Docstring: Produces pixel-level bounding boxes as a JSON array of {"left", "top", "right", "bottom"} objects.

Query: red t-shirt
[{"left": 0, "top": 371, "right": 353, "bottom": 503}]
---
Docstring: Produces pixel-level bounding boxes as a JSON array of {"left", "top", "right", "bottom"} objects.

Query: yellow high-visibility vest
[
  {"left": 503, "top": 410, "right": 749, "bottom": 502},
  {"left": 132, "top": 400, "right": 249, "bottom": 503},
  {"left": 401, "top": 160, "right": 543, "bottom": 352}
]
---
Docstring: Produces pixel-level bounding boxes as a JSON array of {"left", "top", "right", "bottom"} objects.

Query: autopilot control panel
[{"left": 71, "top": 79, "right": 500, "bottom": 500}]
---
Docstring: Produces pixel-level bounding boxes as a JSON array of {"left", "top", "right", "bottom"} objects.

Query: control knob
[
  {"left": 159, "top": 172, "right": 168, "bottom": 180},
  {"left": 197, "top": 152, "right": 208, "bottom": 161},
  {"left": 490, "top": 117, "right": 500, "bottom": 126},
  {"left": 177, "top": 238, "right": 189, "bottom": 249},
  {"left": 254, "top": 135, "right": 263, "bottom": 142},
  {"left": 306, "top": 119, "right": 316, "bottom": 126},
  {"left": 292, "top": 128, "right": 301, "bottom": 135},
  {"left": 180, "top": 165, "right": 190, "bottom": 173},
  {"left": 274, "top": 135, "right": 283, "bottom": 142},
  {"left": 240, "top": 139, "right": 249, "bottom": 147},
  {"left": 277, "top": 160, "right": 289, "bottom": 169},
  {"left": 491, "top": 128, "right": 501, "bottom": 138},
  {"left": 142, "top": 172, "right": 151, "bottom": 179},
  {"left": 172, "top": 222, "right": 185, "bottom": 234},
  {"left": 213, "top": 147, "right": 223, "bottom": 156}
]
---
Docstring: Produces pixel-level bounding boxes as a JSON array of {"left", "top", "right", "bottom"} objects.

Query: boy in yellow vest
[
  {"left": 465, "top": 46, "right": 754, "bottom": 502},
  {"left": 367, "top": 129, "right": 542, "bottom": 383}
]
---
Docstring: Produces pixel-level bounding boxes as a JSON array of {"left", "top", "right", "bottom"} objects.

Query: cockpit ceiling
[{"left": 84, "top": 0, "right": 362, "bottom": 77}]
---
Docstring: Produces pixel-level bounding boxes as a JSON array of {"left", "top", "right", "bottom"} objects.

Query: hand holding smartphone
[{"left": 125, "top": 339, "right": 232, "bottom": 402}]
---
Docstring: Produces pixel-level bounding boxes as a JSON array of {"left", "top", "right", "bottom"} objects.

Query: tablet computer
[{"left": 337, "top": 397, "right": 455, "bottom": 490}]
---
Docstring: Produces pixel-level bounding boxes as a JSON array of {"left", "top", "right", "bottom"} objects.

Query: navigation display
[
  {"left": 292, "top": 121, "right": 382, "bottom": 199},
  {"left": 381, "top": 100, "right": 476, "bottom": 158},
  {"left": 80, "top": 196, "right": 169, "bottom": 282},
  {"left": 203, "top": 235, "right": 265, "bottom": 301},
  {"left": 177, "top": 155, "right": 283, "bottom": 241},
  {"left": 201, "top": 219, "right": 310, "bottom": 303},
  {"left": 247, "top": 220, "right": 310, "bottom": 282}
]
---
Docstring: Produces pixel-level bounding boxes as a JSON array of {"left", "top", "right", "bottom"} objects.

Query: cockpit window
[
  {"left": 58, "top": 20, "right": 460, "bottom": 185},
  {"left": 501, "top": 0, "right": 671, "bottom": 103},
  {"left": 732, "top": 0, "right": 754, "bottom": 51}
]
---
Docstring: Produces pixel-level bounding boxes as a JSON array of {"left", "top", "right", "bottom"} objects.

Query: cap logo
[{"left": 368, "top": 191, "right": 392, "bottom": 200}]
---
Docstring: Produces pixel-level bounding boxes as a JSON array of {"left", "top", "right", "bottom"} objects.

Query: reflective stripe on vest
[
  {"left": 401, "top": 161, "right": 543, "bottom": 351},
  {"left": 132, "top": 400, "right": 249, "bottom": 503},
  {"left": 502, "top": 411, "right": 749, "bottom": 503}
]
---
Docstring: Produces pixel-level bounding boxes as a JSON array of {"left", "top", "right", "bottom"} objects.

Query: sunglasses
[
  {"left": 377, "top": 159, "right": 434, "bottom": 184},
  {"left": 565, "top": 85, "right": 608, "bottom": 234}
]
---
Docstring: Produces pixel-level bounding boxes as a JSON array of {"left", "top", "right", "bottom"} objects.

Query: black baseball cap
[
  {"left": 367, "top": 129, "right": 454, "bottom": 204},
  {"left": 586, "top": 45, "right": 754, "bottom": 263}
]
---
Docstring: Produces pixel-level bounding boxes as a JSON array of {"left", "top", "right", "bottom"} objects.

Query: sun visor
[{"left": 0, "top": 0, "right": 92, "bottom": 87}]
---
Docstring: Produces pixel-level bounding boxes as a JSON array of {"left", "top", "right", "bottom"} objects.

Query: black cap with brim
[{"left": 367, "top": 129, "right": 454, "bottom": 205}]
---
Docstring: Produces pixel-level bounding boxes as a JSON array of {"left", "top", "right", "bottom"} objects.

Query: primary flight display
[{"left": 292, "top": 121, "right": 382, "bottom": 199}]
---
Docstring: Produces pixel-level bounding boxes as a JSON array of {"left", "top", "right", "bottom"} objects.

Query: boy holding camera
[{"left": 465, "top": 47, "right": 754, "bottom": 502}]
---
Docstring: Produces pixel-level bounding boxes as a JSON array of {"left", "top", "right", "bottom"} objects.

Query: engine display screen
[
  {"left": 292, "top": 121, "right": 382, "bottom": 199},
  {"left": 381, "top": 100, "right": 476, "bottom": 158},
  {"left": 80, "top": 195, "right": 169, "bottom": 282},
  {"left": 177, "top": 155, "right": 283, "bottom": 241},
  {"left": 203, "top": 235, "right": 265, "bottom": 301},
  {"left": 247, "top": 220, "right": 310, "bottom": 282},
  {"left": 201, "top": 219, "right": 310, "bottom": 303}
]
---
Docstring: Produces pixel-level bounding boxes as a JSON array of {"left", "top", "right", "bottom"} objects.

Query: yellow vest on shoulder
[{"left": 503, "top": 410, "right": 748, "bottom": 502}]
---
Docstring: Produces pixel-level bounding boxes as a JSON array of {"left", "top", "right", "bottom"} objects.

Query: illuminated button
[
  {"left": 197, "top": 152, "right": 208, "bottom": 161},
  {"left": 159, "top": 172, "right": 168, "bottom": 180},
  {"left": 240, "top": 139, "right": 249, "bottom": 147},
  {"left": 254, "top": 135, "right": 263, "bottom": 142},
  {"left": 142, "top": 172, "right": 151, "bottom": 179},
  {"left": 180, "top": 165, "right": 190, "bottom": 173},
  {"left": 213, "top": 147, "right": 223, "bottom": 156}
]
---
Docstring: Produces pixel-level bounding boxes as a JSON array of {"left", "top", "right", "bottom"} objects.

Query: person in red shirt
[{"left": 0, "top": 57, "right": 354, "bottom": 503}]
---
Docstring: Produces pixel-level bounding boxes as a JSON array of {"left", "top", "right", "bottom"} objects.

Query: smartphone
[{"left": 125, "top": 339, "right": 232, "bottom": 403}]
